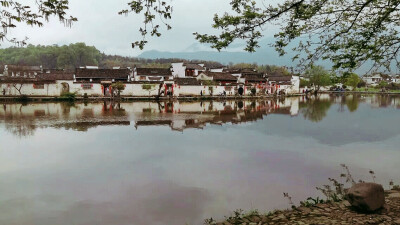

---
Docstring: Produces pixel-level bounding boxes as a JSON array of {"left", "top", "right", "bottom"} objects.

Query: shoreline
[
  {"left": 0, "top": 94, "right": 304, "bottom": 103},
  {"left": 1, "top": 91, "right": 400, "bottom": 102},
  {"left": 322, "top": 91, "right": 400, "bottom": 95},
  {"left": 208, "top": 189, "right": 400, "bottom": 225}
]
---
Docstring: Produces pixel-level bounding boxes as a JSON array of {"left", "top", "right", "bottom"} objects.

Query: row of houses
[
  {"left": 0, "top": 63, "right": 300, "bottom": 97},
  {"left": 362, "top": 73, "right": 400, "bottom": 86}
]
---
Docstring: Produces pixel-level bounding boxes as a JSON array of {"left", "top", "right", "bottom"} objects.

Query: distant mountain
[
  {"left": 139, "top": 37, "right": 299, "bottom": 66},
  {"left": 138, "top": 38, "right": 376, "bottom": 74},
  {"left": 138, "top": 48, "right": 298, "bottom": 66}
]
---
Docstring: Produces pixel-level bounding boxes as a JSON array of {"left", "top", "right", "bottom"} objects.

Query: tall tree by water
[
  {"left": 304, "top": 66, "right": 332, "bottom": 90},
  {"left": 3, "top": 0, "right": 400, "bottom": 72}
]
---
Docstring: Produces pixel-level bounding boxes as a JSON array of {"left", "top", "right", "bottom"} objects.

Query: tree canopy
[
  {"left": 3, "top": 0, "right": 400, "bottom": 73},
  {"left": 345, "top": 73, "right": 361, "bottom": 90},
  {"left": 194, "top": 0, "right": 400, "bottom": 73},
  {"left": 0, "top": 0, "right": 77, "bottom": 45},
  {"left": 0, "top": 43, "right": 229, "bottom": 70},
  {"left": 304, "top": 65, "right": 332, "bottom": 90}
]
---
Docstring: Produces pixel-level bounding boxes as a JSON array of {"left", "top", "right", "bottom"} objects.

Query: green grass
[{"left": 355, "top": 87, "right": 400, "bottom": 93}]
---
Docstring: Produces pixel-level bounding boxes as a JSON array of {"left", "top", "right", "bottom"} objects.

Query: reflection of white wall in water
[
  {"left": 0, "top": 103, "right": 103, "bottom": 119},
  {"left": 171, "top": 120, "right": 186, "bottom": 130},
  {"left": 176, "top": 102, "right": 204, "bottom": 112},
  {"left": 318, "top": 94, "right": 331, "bottom": 100},
  {"left": 276, "top": 98, "right": 299, "bottom": 116},
  {"left": 131, "top": 102, "right": 160, "bottom": 113},
  {"left": 289, "top": 98, "right": 299, "bottom": 116}
]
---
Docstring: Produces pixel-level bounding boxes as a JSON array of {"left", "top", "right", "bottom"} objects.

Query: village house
[
  {"left": 197, "top": 71, "right": 238, "bottom": 85},
  {"left": 391, "top": 75, "right": 400, "bottom": 84},
  {"left": 267, "top": 75, "right": 300, "bottom": 94},
  {"left": 133, "top": 67, "right": 173, "bottom": 82},
  {"left": 171, "top": 62, "right": 206, "bottom": 78},
  {"left": 240, "top": 72, "right": 267, "bottom": 84},
  {"left": 201, "top": 63, "right": 226, "bottom": 72},
  {"left": 1, "top": 65, "right": 43, "bottom": 77},
  {"left": 173, "top": 77, "right": 203, "bottom": 97},
  {"left": 362, "top": 73, "right": 391, "bottom": 86},
  {"left": 0, "top": 71, "right": 75, "bottom": 96},
  {"left": 74, "top": 68, "right": 132, "bottom": 96},
  {"left": 223, "top": 68, "right": 258, "bottom": 78}
]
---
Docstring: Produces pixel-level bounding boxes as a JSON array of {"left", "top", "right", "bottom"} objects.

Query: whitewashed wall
[
  {"left": 1, "top": 82, "right": 284, "bottom": 97},
  {"left": 171, "top": 63, "right": 186, "bottom": 78}
]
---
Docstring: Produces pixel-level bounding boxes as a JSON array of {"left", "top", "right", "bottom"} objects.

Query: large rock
[{"left": 346, "top": 182, "right": 385, "bottom": 212}]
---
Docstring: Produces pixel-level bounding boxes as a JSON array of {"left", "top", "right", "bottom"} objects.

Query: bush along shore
[
  {"left": 205, "top": 189, "right": 400, "bottom": 225},
  {"left": 205, "top": 165, "right": 400, "bottom": 225}
]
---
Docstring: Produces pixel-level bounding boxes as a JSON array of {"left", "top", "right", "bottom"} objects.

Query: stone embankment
[
  {"left": 0, "top": 94, "right": 304, "bottom": 102},
  {"left": 213, "top": 190, "right": 400, "bottom": 225}
]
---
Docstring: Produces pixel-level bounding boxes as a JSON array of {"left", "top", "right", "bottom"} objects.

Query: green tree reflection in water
[
  {"left": 345, "top": 95, "right": 360, "bottom": 113},
  {"left": 300, "top": 97, "right": 333, "bottom": 122}
]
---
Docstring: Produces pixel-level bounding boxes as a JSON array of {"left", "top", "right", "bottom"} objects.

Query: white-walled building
[
  {"left": 362, "top": 74, "right": 390, "bottom": 86},
  {"left": 171, "top": 62, "right": 206, "bottom": 78},
  {"left": 133, "top": 67, "right": 173, "bottom": 82},
  {"left": 268, "top": 75, "right": 300, "bottom": 94}
]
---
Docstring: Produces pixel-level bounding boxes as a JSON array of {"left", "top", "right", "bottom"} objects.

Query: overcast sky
[{"left": 2, "top": 0, "right": 278, "bottom": 57}]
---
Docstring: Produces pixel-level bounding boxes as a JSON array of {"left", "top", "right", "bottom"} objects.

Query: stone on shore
[{"left": 346, "top": 182, "right": 385, "bottom": 212}]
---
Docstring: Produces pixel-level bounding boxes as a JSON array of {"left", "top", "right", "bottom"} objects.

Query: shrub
[
  {"left": 111, "top": 82, "right": 125, "bottom": 96},
  {"left": 300, "top": 78, "right": 310, "bottom": 88},
  {"left": 18, "top": 95, "right": 29, "bottom": 102},
  {"left": 387, "top": 82, "right": 400, "bottom": 90},
  {"left": 357, "top": 80, "right": 366, "bottom": 88},
  {"left": 251, "top": 88, "right": 256, "bottom": 95},
  {"left": 378, "top": 81, "right": 388, "bottom": 88},
  {"left": 60, "top": 92, "right": 76, "bottom": 101}
]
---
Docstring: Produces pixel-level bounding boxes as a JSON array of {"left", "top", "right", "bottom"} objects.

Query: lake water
[{"left": 0, "top": 94, "right": 399, "bottom": 225}]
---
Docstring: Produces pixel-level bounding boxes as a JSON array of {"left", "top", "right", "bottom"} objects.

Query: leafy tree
[
  {"left": 230, "top": 63, "right": 256, "bottom": 69},
  {"left": 357, "top": 80, "right": 366, "bottom": 88},
  {"left": 300, "top": 79, "right": 310, "bottom": 88},
  {"left": 193, "top": 0, "right": 400, "bottom": 72},
  {"left": 262, "top": 65, "right": 291, "bottom": 76},
  {"left": 0, "top": 0, "right": 77, "bottom": 46},
  {"left": 111, "top": 82, "right": 125, "bottom": 96},
  {"left": 119, "top": 0, "right": 173, "bottom": 50},
  {"left": 345, "top": 73, "right": 361, "bottom": 90},
  {"left": 378, "top": 81, "right": 389, "bottom": 88},
  {"left": 304, "top": 65, "right": 332, "bottom": 90},
  {"left": 5, "top": 0, "right": 400, "bottom": 74},
  {"left": 330, "top": 72, "right": 341, "bottom": 85}
]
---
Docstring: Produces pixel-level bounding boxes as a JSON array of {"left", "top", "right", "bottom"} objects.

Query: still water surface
[{"left": 0, "top": 94, "right": 399, "bottom": 225}]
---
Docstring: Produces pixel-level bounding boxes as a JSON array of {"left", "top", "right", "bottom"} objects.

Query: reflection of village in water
[{"left": 1, "top": 94, "right": 399, "bottom": 137}]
